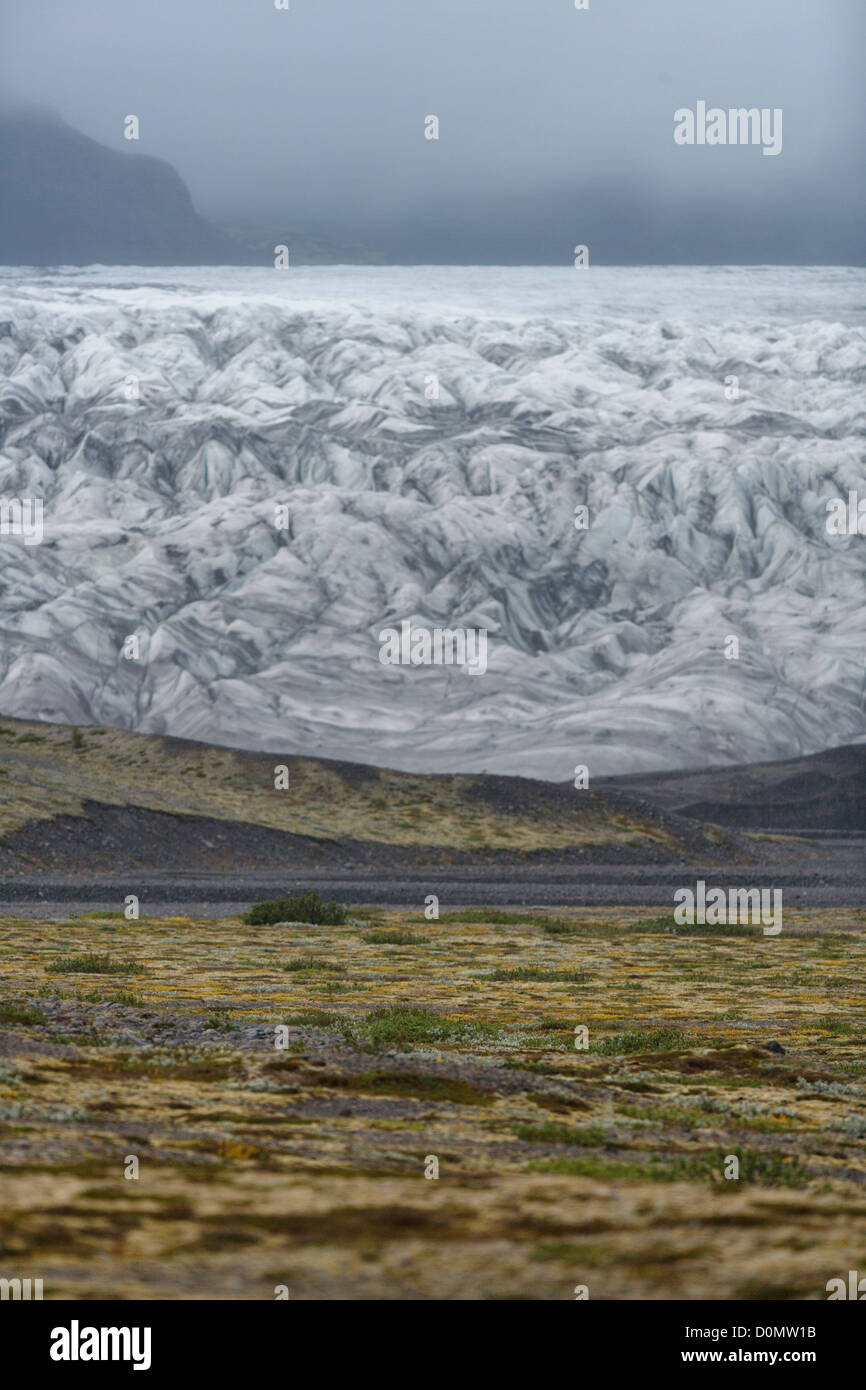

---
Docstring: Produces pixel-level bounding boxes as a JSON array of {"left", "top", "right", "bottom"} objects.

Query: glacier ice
[{"left": 0, "top": 264, "right": 863, "bottom": 780}]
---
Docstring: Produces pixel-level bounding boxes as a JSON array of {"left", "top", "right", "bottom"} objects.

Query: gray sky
[{"left": 3, "top": 0, "right": 864, "bottom": 262}]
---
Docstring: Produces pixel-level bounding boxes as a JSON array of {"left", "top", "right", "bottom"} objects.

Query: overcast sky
[{"left": 3, "top": 0, "right": 864, "bottom": 262}]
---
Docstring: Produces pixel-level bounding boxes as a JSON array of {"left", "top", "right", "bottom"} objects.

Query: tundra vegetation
[{"left": 0, "top": 903, "right": 864, "bottom": 1299}]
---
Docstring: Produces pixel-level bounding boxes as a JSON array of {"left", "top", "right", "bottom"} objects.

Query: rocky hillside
[
  {"left": 600, "top": 744, "right": 866, "bottom": 832},
  {"left": 0, "top": 716, "right": 747, "bottom": 874},
  {"left": 0, "top": 108, "right": 233, "bottom": 265}
]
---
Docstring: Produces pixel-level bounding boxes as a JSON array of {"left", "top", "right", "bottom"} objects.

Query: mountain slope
[
  {"left": 0, "top": 108, "right": 233, "bottom": 265},
  {"left": 599, "top": 744, "right": 866, "bottom": 831},
  {"left": 0, "top": 715, "right": 747, "bottom": 873}
]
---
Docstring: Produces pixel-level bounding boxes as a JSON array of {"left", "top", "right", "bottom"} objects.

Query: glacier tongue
[{"left": 0, "top": 265, "right": 864, "bottom": 780}]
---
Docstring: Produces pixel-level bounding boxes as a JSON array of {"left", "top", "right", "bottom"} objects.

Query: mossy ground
[{"left": 0, "top": 906, "right": 864, "bottom": 1299}]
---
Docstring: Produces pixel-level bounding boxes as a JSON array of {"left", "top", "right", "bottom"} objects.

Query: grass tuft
[
  {"left": 244, "top": 891, "right": 347, "bottom": 926},
  {"left": 46, "top": 954, "right": 143, "bottom": 976},
  {"left": 362, "top": 930, "right": 428, "bottom": 946},
  {"left": 489, "top": 967, "right": 590, "bottom": 983},
  {"left": 594, "top": 1027, "right": 690, "bottom": 1056}
]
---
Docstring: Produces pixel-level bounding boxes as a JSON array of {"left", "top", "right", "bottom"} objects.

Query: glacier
[{"left": 0, "top": 264, "right": 864, "bottom": 781}]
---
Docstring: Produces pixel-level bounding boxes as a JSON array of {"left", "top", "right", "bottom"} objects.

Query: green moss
[
  {"left": 322, "top": 1071, "right": 494, "bottom": 1105},
  {"left": 282, "top": 956, "right": 346, "bottom": 972},
  {"left": 353, "top": 1006, "right": 497, "bottom": 1051},
  {"left": 814, "top": 1017, "right": 858, "bottom": 1036},
  {"left": 437, "top": 910, "right": 570, "bottom": 928},
  {"left": 244, "top": 891, "right": 347, "bottom": 926},
  {"left": 515, "top": 1122, "right": 610, "bottom": 1147},
  {"left": 46, "top": 954, "right": 143, "bottom": 975},
  {"left": 283, "top": 1010, "right": 344, "bottom": 1027},
  {"left": 594, "top": 1027, "right": 690, "bottom": 1056},
  {"left": 0, "top": 1002, "right": 45, "bottom": 1025},
  {"left": 489, "top": 967, "right": 590, "bottom": 983},
  {"left": 362, "top": 931, "right": 428, "bottom": 946},
  {"left": 656, "top": 1147, "right": 812, "bottom": 1188},
  {"left": 528, "top": 1155, "right": 646, "bottom": 1179}
]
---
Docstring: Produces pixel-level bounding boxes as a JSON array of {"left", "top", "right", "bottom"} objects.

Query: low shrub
[{"left": 244, "top": 890, "right": 347, "bottom": 926}]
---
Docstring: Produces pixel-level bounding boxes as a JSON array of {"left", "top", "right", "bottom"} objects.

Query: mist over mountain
[
  {"left": 2, "top": 0, "right": 864, "bottom": 267},
  {"left": 2, "top": 105, "right": 863, "bottom": 268},
  {"left": 0, "top": 108, "right": 234, "bottom": 266}
]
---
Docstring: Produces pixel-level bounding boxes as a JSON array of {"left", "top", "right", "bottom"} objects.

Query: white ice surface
[{"left": 0, "top": 265, "right": 864, "bottom": 779}]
